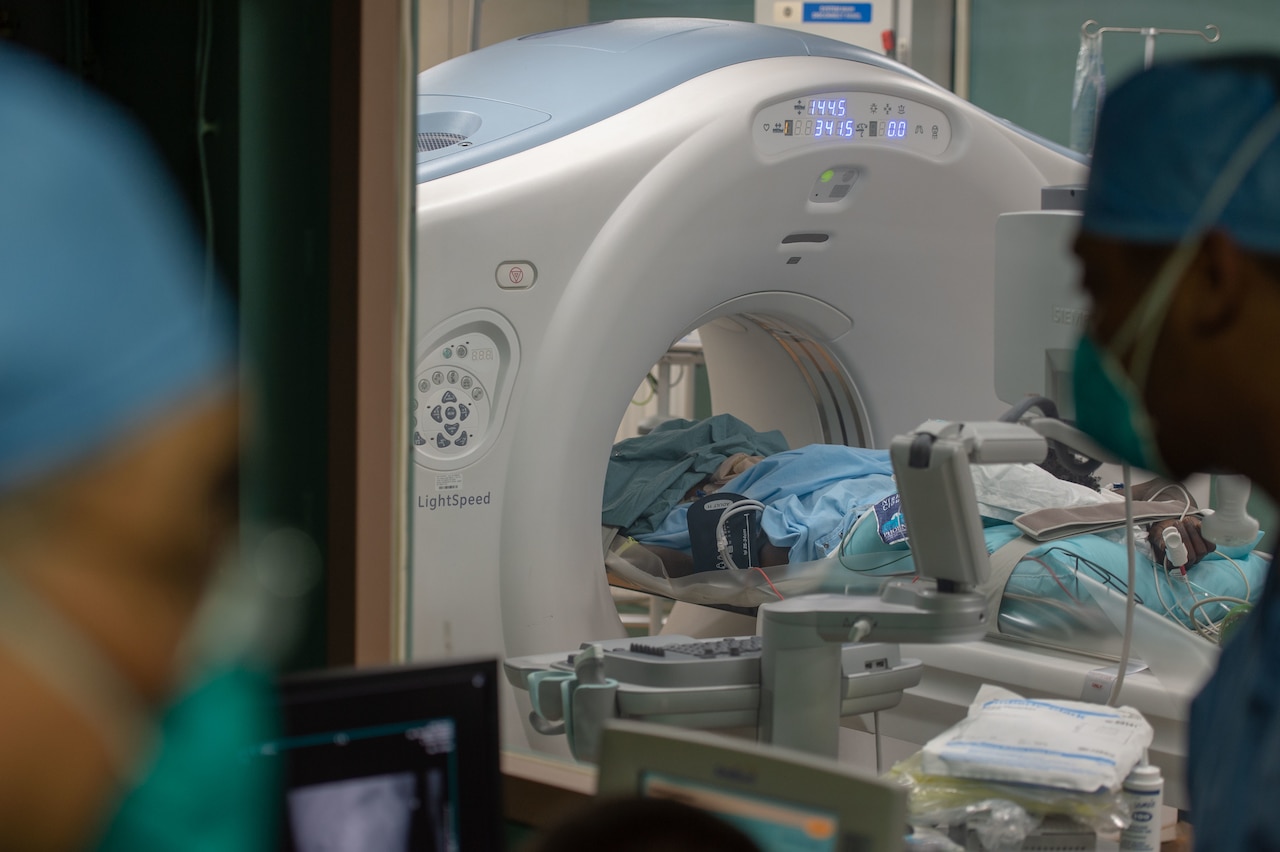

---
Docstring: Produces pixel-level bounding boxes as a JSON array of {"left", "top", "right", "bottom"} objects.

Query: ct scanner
[{"left": 409, "top": 16, "right": 1203, "bottom": 802}]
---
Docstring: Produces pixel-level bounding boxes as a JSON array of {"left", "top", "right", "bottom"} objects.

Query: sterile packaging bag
[
  {"left": 889, "top": 752, "right": 1130, "bottom": 838},
  {"left": 1070, "top": 30, "right": 1106, "bottom": 154},
  {"left": 922, "top": 685, "right": 1153, "bottom": 792}
]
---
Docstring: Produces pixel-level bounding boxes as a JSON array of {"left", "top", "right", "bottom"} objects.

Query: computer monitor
[
  {"left": 596, "top": 719, "right": 906, "bottom": 852},
  {"left": 262, "top": 659, "right": 502, "bottom": 852}
]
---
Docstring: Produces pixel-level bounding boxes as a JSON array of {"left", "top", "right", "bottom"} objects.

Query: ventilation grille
[{"left": 417, "top": 131, "right": 468, "bottom": 152}]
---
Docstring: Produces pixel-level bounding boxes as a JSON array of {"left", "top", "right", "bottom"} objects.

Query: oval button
[{"left": 496, "top": 261, "right": 536, "bottom": 290}]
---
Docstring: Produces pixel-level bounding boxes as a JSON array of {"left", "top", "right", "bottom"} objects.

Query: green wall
[
  {"left": 590, "top": 0, "right": 753, "bottom": 23},
  {"left": 969, "top": 0, "right": 1280, "bottom": 148},
  {"left": 588, "top": 1, "right": 1280, "bottom": 148}
]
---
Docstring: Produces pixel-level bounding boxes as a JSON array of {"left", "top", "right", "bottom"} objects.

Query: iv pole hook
[{"left": 1080, "top": 21, "right": 1220, "bottom": 69}]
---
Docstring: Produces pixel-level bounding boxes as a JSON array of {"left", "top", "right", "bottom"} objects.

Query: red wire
[
  {"left": 1022, "top": 555, "right": 1084, "bottom": 605},
  {"left": 752, "top": 566, "right": 785, "bottom": 601}
]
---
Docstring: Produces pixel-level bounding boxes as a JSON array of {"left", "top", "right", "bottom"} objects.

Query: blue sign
[{"left": 803, "top": 3, "right": 873, "bottom": 23}]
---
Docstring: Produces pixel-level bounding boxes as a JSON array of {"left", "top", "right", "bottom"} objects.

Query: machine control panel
[
  {"left": 594, "top": 636, "right": 766, "bottom": 689},
  {"left": 754, "top": 91, "right": 952, "bottom": 157},
  {"left": 504, "top": 634, "right": 924, "bottom": 723},
  {"left": 413, "top": 331, "right": 500, "bottom": 461}
]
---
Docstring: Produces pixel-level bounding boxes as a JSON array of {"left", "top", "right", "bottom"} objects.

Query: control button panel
[
  {"left": 414, "top": 329, "right": 501, "bottom": 462},
  {"left": 810, "top": 166, "right": 860, "bottom": 203},
  {"left": 754, "top": 91, "right": 952, "bottom": 158}
]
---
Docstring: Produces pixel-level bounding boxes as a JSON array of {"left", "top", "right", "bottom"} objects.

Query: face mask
[
  {"left": 93, "top": 529, "right": 318, "bottom": 851},
  {"left": 92, "top": 665, "right": 280, "bottom": 852},
  {"left": 1071, "top": 243, "right": 1195, "bottom": 477},
  {"left": 0, "top": 529, "right": 315, "bottom": 851},
  {"left": 1073, "top": 101, "right": 1280, "bottom": 474}
]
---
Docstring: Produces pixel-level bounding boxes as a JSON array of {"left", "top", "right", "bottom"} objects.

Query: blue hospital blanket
[
  {"left": 629, "top": 442, "right": 1269, "bottom": 628},
  {"left": 828, "top": 508, "right": 1267, "bottom": 630},
  {"left": 603, "top": 414, "right": 789, "bottom": 537},
  {"left": 637, "top": 444, "right": 896, "bottom": 560}
]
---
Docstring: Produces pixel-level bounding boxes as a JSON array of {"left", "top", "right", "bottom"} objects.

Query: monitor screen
[
  {"left": 260, "top": 659, "right": 502, "bottom": 852},
  {"left": 597, "top": 719, "right": 906, "bottom": 852}
]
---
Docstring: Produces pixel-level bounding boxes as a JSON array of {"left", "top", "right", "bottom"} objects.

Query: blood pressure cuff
[{"left": 1013, "top": 500, "right": 1203, "bottom": 542}]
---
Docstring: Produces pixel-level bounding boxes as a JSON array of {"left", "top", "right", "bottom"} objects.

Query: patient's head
[
  {"left": 527, "top": 797, "right": 763, "bottom": 852},
  {"left": 1038, "top": 447, "right": 1101, "bottom": 492}
]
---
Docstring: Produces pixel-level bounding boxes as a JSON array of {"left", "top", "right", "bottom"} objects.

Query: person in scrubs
[
  {"left": 0, "top": 45, "right": 275, "bottom": 850},
  {"left": 1071, "top": 55, "right": 1280, "bottom": 851}
]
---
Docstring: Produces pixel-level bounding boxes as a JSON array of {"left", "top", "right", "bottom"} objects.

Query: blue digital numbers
[
  {"left": 808, "top": 98, "right": 847, "bottom": 117},
  {"left": 804, "top": 100, "right": 909, "bottom": 142},
  {"left": 884, "top": 119, "right": 907, "bottom": 139}
]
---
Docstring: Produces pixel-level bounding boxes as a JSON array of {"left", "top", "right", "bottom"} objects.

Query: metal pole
[
  {"left": 953, "top": 0, "right": 971, "bottom": 99},
  {"left": 469, "top": 0, "right": 484, "bottom": 52}
]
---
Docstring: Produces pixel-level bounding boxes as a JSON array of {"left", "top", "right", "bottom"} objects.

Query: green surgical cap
[
  {"left": 0, "top": 46, "right": 235, "bottom": 493},
  {"left": 1082, "top": 55, "right": 1280, "bottom": 252}
]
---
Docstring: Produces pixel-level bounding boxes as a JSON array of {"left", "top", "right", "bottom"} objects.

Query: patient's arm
[
  {"left": 759, "top": 542, "right": 790, "bottom": 568},
  {"left": 642, "top": 545, "right": 698, "bottom": 578},
  {"left": 1125, "top": 478, "right": 1212, "bottom": 567}
]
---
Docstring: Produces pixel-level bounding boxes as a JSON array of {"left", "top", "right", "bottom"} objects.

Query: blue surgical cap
[
  {"left": 0, "top": 46, "right": 235, "bottom": 493},
  {"left": 1082, "top": 56, "right": 1280, "bottom": 252}
]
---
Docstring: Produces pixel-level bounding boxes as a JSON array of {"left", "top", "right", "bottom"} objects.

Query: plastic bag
[
  {"left": 1070, "top": 30, "right": 1106, "bottom": 154},
  {"left": 889, "top": 751, "right": 1129, "bottom": 836},
  {"left": 911, "top": 799, "right": 1037, "bottom": 852},
  {"left": 904, "top": 825, "right": 967, "bottom": 851}
]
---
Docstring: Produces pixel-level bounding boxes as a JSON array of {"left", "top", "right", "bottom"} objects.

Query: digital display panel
[
  {"left": 775, "top": 99, "right": 912, "bottom": 143},
  {"left": 762, "top": 95, "right": 944, "bottom": 147}
]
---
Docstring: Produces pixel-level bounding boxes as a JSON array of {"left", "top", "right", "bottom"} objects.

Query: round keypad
[{"left": 413, "top": 364, "right": 488, "bottom": 455}]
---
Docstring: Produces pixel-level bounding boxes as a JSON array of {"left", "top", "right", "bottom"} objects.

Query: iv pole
[{"left": 1081, "top": 20, "right": 1220, "bottom": 71}]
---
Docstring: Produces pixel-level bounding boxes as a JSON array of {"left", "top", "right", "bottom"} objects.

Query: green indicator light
[{"left": 820, "top": 169, "right": 835, "bottom": 183}]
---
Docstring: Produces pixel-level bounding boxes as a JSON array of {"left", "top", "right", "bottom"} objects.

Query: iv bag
[{"left": 1070, "top": 31, "right": 1106, "bottom": 154}]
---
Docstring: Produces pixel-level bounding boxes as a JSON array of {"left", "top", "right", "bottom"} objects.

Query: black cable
[
  {"left": 999, "top": 398, "right": 1103, "bottom": 479},
  {"left": 998, "top": 395, "right": 1060, "bottom": 423},
  {"left": 1040, "top": 545, "right": 1145, "bottom": 607}
]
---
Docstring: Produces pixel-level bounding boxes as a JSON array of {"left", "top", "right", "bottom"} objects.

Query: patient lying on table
[{"left": 602, "top": 415, "right": 1266, "bottom": 643}]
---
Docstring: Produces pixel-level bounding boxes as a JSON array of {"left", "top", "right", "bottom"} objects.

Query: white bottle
[{"left": 1120, "top": 763, "right": 1163, "bottom": 852}]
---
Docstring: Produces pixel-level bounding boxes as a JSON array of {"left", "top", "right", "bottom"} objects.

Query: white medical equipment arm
[
  {"left": 893, "top": 420, "right": 1050, "bottom": 589},
  {"left": 759, "top": 420, "right": 1050, "bottom": 757},
  {"left": 1200, "top": 474, "right": 1260, "bottom": 548}
]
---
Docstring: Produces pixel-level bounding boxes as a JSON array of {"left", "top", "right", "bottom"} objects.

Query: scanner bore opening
[{"left": 607, "top": 312, "right": 869, "bottom": 636}]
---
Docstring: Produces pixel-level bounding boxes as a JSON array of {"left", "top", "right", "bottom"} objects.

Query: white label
[
  {"left": 436, "top": 473, "right": 463, "bottom": 492},
  {"left": 1081, "top": 661, "right": 1149, "bottom": 703},
  {"left": 773, "top": 1, "right": 803, "bottom": 23}
]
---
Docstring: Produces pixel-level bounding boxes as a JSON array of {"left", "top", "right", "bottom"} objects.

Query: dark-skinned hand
[{"left": 1148, "top": 517, "right": 1215, "bottom": 569}]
